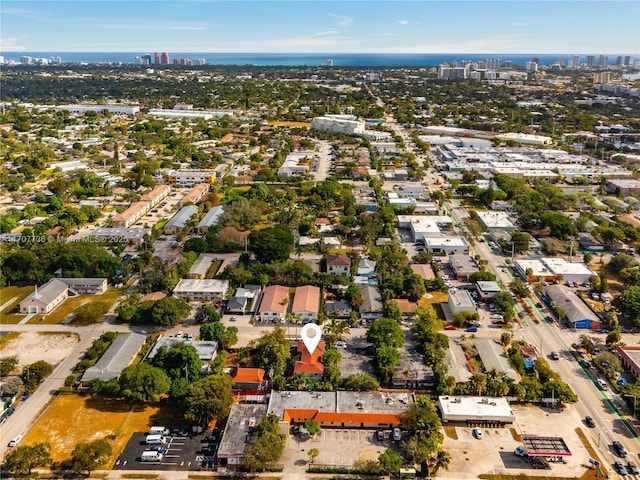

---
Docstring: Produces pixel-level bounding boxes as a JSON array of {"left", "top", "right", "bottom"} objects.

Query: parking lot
[
  {"left": 113, "top": 430, "right": 220, "bottom": 471},
  {"left": 440, "top": 404, "right": 590, "bottom": 479},
  {"left": 281, "top": 428, "right": 397, "bottom": 471}
]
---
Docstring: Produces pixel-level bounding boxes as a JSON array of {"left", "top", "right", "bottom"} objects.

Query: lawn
[
  {"left": 269, "top": 121, "right": 311, "bottom": 128},
  {"left": 0, "top": 286, "right": 35, "bottom": 322},
  {"left": 24, "top": 394, "right": 175, "bottom": 465}
]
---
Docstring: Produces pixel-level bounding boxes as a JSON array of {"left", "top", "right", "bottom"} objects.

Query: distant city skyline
[{"left": 1, "top": 0, "right": 638, "bottom": 55}]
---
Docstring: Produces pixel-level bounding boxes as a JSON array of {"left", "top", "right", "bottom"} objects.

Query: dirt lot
[
  {"left": 24, "top": 394, "right": 171, "bottom": 464},
  {"left": 0, "top": 332, "right": 79, "bottom": 372}
]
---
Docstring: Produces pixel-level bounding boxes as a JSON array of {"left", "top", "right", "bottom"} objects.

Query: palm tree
[
  {"left": 431, "top": 448, "right": 452, "bottom": 476},
  {"left": 324, "top": 318, "right": 350, "bottom": 347}
]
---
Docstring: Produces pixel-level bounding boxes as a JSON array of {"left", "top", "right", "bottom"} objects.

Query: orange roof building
[
  {"left": 293, "top": 340, "right": 325, "bottom": 379},
  {"left": 291, "top": 285, "right": 320, "bottom": 323},
  {"left": 232, "top": 367, "right": 266, "bottom": 390},
  {"left": 257, "top": 285, "right": 289, "bottom": 322}
]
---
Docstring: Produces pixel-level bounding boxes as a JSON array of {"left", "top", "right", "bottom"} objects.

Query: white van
[
  {"left": 149, "top": 426, "right": 170, "bottom": 436},
  {"left": 145, "top": 434, "right": 167, "bottom": 445},
  {"left": 141, "top": 450, "right": 164, "bottom": 462}
]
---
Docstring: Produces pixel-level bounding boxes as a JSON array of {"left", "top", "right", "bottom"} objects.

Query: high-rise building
[
  {"left": 624, "top": 56, "right": 631, "bottom": 66},
  {"left": 486, "top": 58, "right": 500, "bottom": 70},
  {"left": 154, "top": 52, "right": 160, "bottom": 64},
  {"left": 599, "top": 55, "right": 608, "bottom": 67},
  {"left": 572, "top": 55, "right": 580, "bottom": 68},
  {"left": 525, "top": 61, "right": 538, "bottom": 72},
  {"left": 161, "top": 52, "right": 169, "bottom": 65},
  {"left": 327, "top": 58, "right": 333, "bottom": 67},
  {"left": 593, "top": 72, "right": 611, "bottom": 84},
  {"left": 586, "top": 55, "right": 595, "bottom": 67}
]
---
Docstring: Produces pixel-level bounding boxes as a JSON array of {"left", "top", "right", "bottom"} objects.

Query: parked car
[
  {"left": 336, "top": 340, "right": 347, "bottom": 348},
  {"left": 614, "top": 461, "right": 628, "bottom": 475},
  {"left": 376, "top": 430, "right": 385, "bottom": 441},
  {"left": 627, "top": 461, "right": 639, "bottom": 474},
  {"left": 613, "top": 440, "right": 628, "bottom": 458},
  {"left": 466, "top": 326, "right": 478, "bottom": 333},
  {"left": 550, "top": 351, "right": 560, "bottom": 360},
  {"left": 585, "top": 416, "right": 596, "bottom": 428},
  {"left": 392, "top": 428, "right": 402, "bottom": 441},
  {"left": 514, "top": 445, "right": 527, "bottom": 457},
  {"left": 472, "top": 428, "right": 483, "bottom": 439},
  {"left": 444, "top": 325, "right": 457, "bottom": 330},
  {"left": 597, "top": 378, "right": 608, "bottom": 390},
  {"left": 8, "top": 435, "right": 23, "bottom": 447}
]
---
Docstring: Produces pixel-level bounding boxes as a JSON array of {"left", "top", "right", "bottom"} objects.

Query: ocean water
[{"left": 5, "top": 52, "right": 626, "bottom": 67}]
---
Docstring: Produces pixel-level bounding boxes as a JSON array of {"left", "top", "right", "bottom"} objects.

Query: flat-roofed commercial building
[
  {"left": 438, "top": 396, "right": 515, "bottom": 424},
  {"left": 187, "top": 253, "right": 217, "bottom": 279},
  {"left": 172, "top": 279, "right": 229, "bottom": 303},
  {"left": 424, "top": 237, "right": 469, "bottom": 255},
  {"left": 447, "top": 289, "right": 476, "bottom": 315},
  {"left": 167, "top": 170, "right": 215, "bottom": 187},
  {"left": 616, "top": 346, "right": 640, "bottom": 379},
  {"left": 475, "top": 211, "right": 516, "bottom": 231},
  {"left": 449, "top": 256, "right": 480, "bottom": 280},
  {"left": 217, "top": 403, "right": 268, "bottom": 469},
  {"left": 56, "top": 104, "right": 140, "bottom": 115}
]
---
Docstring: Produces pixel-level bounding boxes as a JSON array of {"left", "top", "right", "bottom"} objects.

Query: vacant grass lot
[
  {"left": 0, "top": 288, "right": 122, "bottom": 325},
  {"left": 24, "top": 394, "right": 174, "bottom": 465},
  {"left": 269, "top": 121, "right": 311, "bottom": 128},
  {"left": 0, "top": 286, "right": 35, "bottom": 322}
]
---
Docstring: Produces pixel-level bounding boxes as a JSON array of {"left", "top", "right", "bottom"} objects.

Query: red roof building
[{"left": 293, "top": 341, "right": 325, "bottom": 379}]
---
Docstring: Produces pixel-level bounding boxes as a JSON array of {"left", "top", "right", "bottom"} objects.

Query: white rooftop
[{"left": 173, "top": 278, "right": 229, "bottom": 293}]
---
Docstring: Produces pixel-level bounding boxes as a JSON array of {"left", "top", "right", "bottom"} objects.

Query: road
[{"left": 386, "top": 108, "right": 640, "bottom": 469}]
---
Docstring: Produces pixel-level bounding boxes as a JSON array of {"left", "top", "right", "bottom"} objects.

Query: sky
[{"left": 1, "top": 0, "right": 639, "bottom": 54}]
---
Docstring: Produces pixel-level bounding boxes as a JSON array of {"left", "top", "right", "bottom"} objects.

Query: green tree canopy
[
  {"left": 366, "top": 318, "right": 405, "bottom": 348},
  {"left": 378, "top": 448, "right": 403, "bottom": 475},
  {"left": 151, "top": 343, "right": 202, "bottom": 382},
  {"left": 118, "top": 363, "right": 171, "bottom": 405},
  {"left": 149, "top": 296, "right": 191, "bottom": 327},
  {"left": 255, "top": 326, "right": 291, "bottom": 379},
  {"left": 248, "top": 226, "right": 294, "bottom": 263},
  {"left": 69, "top": 439, "right": 112, "bottom": 475},
  {"left": 182, "top": 374, "right": 234, "bottom": 425},
  {"left": 199, "top": 322, "right": 238, "bottom": 349},
  {"left": 3, "top": 442, "right": 52, "bottom": 476}
]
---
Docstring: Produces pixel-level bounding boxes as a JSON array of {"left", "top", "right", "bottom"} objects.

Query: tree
[
  {"left": 509, "top": 230, "right": 531, "bottom": 252},
  {"left": 118, "top": 363, "right": 170, "bottom": 405},
  {"left": 383, "top": 300, "right": 403, "bottom": 322},
  {"left": 402, "top": 396, "right": 442, "bottom": 437},
  {"left": 343, "top": 372, "right": 380, "bottom": 391},
  {"left": 149, "top": 297, "right": 191, "bottom": 327},
  {"left": 366, "top": 318, "right": 405, "bottom": 348},
  {"left": 1, "top": 376, "right": 25, "bottom": 397},
  {"left": 613, "top": 286, "right": 640, "bottom": 326},
  {"left": 0, "top": 355, "right": 19, "bottom": 376},
  {"left": 199, "top": 322, "right": 239, "bottom": 349},
  {"left": 304, "top": 418, "right": 321, "bottom": 437},
  {"left": 69, "top": 439, "right": 112, "bottom": 475},
  {"left": 378, "top": 448, "right": 403, "bottom": 476},
  {"left": 151, "top": 343, "right": 202, "bottom": 383},
  {"left": 248, "top": 226, "right": 294, "bottom": 263},
  {"left": 182, "top": 374, "right": 234, "bottom": 425},
  {"left": 219, "top": 198, "right": 261, "bottom": 230},
  {"left": 195, "top": 304, "right": 219, "bottom": 323},
  {"left": 431, "top": 448, "right": 452, "bottom": 475},
  {"left": 23, "top": 360, "right": 53, "bottom": 394},
  {"left": 255, "top": 326, "right": 291, "bottom": 379},
  {"left": 323, "top": 318, "right": 350, "bottom": 347},
  {"left": 3, "top": 442, "right": 52, "bottom": 476},
  {"left": 242, "top": 414, "right": 286, "bottom": 472},
  {"left": 307, "top": 448, "right": 320, "bottom": 465}
]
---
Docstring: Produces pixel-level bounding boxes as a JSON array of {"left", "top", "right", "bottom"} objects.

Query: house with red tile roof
[
  {"left": 293, "top": 341, "right": 325, "bottom": 380},
  {"left": 231, "top": 367, "right": 266, "bottom": 390},
  {"left": 291, "top": 285, "right": 321, "bottom": 323},
  {"left": 257, "top": 285, "right": 289, "bottom": 322}
]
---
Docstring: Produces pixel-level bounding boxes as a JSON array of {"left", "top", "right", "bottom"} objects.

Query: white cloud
[
  {"left": 512, "top": 22, "right": 527, "bottom": 26},
  {"left": 381, "top": 32, "right": 395, "bottom": 36},
  {"left": 398, "top": 20, "right": 409, "bottom": 25},
  {"left": 169, "top": 26, "right": 206, "bottom": 31},
  {"left": 327, "top": 13, "right": 352, "bottom": 27},
  {"left": 315, "top": 30, "right": 340, "bottom": 36},
  {"left": 0, "top": 36, "right": 29, "bottom": 51}
]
